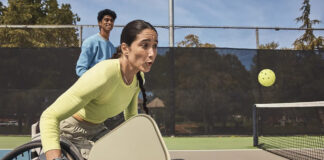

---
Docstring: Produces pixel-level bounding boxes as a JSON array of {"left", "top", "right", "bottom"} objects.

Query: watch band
[{"left": 53, "top": 157, "right": 66, "bottom": 160}]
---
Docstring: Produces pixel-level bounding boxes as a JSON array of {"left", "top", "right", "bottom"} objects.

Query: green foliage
[
  {"left": 0, "top": 0, "right": 80, "bottom": 47},
  {"left": 0, "top": 1, "right": 6, "bottom": 22},
  {"left": 177, "top": 34, "right": 216, "bottom": 48},
  {"left": 258, "top": 41, "right": 279, "bottom": 49},
  {"left": 293, "top": 0, "right": 324, "bottom": 50}
]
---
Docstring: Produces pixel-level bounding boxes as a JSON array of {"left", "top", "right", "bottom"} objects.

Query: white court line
[
  {"left": 0, "top": 149, "right": 264, "bottom": 151},
  {"left": 1, "top": 149, "right": 264, "bottom": 151},
  {"left": 255, "top": 101, "right": 324, "bottom": 108},
  {"left": 169, "top": 149, "right": 263, "bottom": 152}
]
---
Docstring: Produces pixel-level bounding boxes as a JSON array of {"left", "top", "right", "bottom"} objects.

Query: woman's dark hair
[
  {"left": 97, "top": 9, "right": 117, "bottom": 22},
  {"left": 112, "top": 20, "right": 157, "bottom": 115}
]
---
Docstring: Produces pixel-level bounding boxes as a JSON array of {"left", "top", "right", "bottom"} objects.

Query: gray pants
[{"left": 60, "top": 117, "right": 108, "bottom": 159}]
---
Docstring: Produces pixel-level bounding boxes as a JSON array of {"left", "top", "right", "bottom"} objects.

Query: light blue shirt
[{"left": 76, "top": 33, "right": 116, "bottom": 76}]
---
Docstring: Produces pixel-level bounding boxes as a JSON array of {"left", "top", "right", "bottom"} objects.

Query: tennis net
[{"left": 253, "top": 101, "right": 324, "bottom": 160}]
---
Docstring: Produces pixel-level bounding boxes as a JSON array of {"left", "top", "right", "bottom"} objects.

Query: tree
[
  {"left": 0, "top": 0, "right": 80, "bottom": 47},
  {"left": 0, "top": 1, "right": 4, "bottom": 15},
  {"left": 259, "top": 41, "right": 279, "bottom": 49},
  {"left": 293, "top": 0, "right": 324, "bottom": 50},
  {"left": 171, "top": 48, "right": 253, "bottom": 134},
  {"left": 177, "top": 34, "right": 216, "bottom": 48},
  {"left": 0, "top": 1, "right": 6, "bottom": 22}
]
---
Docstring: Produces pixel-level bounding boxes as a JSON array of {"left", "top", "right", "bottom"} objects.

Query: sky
[{"left": 1, "top": 0, "right": 324, "bottom": 49}]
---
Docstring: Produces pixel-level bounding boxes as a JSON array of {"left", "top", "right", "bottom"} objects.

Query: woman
[{"left": 40, "top": 19, "right": 158, "bottom": 160}]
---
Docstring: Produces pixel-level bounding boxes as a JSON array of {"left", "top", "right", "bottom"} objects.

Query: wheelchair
[{"left": 1, "top": 122, "right": 83, "bottom": 160}]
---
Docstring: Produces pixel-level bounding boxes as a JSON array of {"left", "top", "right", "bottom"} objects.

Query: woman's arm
[
  {"left": 40, "top": 63, "right": 110, "bottom": 158},
  {"left": 124, "top": 91, "right": 140, "bottom": 120}
]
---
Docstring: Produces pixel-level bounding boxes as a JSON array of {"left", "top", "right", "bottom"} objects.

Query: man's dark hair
[{"left": 97, "top": 9, "right": 117, "bottom": 22}]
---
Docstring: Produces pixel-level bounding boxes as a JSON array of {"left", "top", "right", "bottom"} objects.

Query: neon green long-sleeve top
[{"left": 40, "top": 59, "right": 141, "bottom": 152}]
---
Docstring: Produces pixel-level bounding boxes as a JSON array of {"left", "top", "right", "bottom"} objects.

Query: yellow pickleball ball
[{"left": 258, "top": 69, "right": 276, "bottom": 87}]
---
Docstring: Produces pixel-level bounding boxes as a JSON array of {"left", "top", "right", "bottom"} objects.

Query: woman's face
[{"left": 126, "top": 29, "right": 158, "bottom": 73}]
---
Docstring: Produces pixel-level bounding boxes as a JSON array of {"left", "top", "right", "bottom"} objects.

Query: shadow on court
[{"left": 169, "top": 149, "right": 288, "bottom": 160}]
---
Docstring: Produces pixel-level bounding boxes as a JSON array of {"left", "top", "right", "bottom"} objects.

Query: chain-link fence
[
  {"left": 1, "top": 25, "right": 323, "bottom": 48},
  {"left": 1, "top": 48, "right": 324, "bottom": 135}
]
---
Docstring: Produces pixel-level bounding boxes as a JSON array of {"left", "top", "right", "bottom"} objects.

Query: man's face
[{"left": 98, "top": 15, "right": 114, "bottom": 32}]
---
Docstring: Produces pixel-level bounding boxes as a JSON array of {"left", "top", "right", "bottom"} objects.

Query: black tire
[{"left": 1, "top": 140, "right": 83, "bottom": 160}]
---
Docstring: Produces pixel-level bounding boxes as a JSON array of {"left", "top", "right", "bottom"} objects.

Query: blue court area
[
  {"left": 1, "top": 149, "right": 33, "bottom": 160},
  {"left": 0, "top": 150, "right": 10, "bottom": 158}
]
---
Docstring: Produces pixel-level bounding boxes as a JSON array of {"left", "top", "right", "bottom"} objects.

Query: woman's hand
[{"left": 45, "top": 149, "right": 62, "bottom": 160}]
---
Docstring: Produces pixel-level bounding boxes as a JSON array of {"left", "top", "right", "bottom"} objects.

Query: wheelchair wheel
[{"left": 1, "top": 140, "right": 83, "bottom": 160}]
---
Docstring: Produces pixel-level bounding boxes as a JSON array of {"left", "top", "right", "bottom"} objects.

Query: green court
[
  {"left": 0, "top": 136, "right": 30, "bottom": 149},
  {"left": 0, "top": 135, "right": 255, "bottom": 150},
  {"left": 164, "top": 136, "right": 255, "bottom": 150}
]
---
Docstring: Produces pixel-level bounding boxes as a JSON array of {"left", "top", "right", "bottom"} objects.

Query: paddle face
[{"left": 88, "top": 114, "right": 170, "bottom": 160}]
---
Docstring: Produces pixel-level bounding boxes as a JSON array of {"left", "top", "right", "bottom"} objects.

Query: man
[{"left": 76, "top": 9, "right": 117, "bottom": 76}]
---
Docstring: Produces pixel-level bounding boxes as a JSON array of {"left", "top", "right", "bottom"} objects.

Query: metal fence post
[
  {"left": 253, "top": 104, "right": 258, "bottom": 146},
  {"left": 79, "top": 26, "right": 83, "bottom": 47},
  {"left": 255, "top": 28, "right": 259, "bottom": 49}
]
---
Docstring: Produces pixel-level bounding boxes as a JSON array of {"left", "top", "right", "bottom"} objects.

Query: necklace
[{"left": 122, "top": 72, "right": 131, "bottom": 85}]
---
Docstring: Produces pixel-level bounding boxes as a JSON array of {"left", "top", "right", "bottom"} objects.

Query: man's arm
[{"left": 76, "top": 46, "right": 96, "bottom": 77}]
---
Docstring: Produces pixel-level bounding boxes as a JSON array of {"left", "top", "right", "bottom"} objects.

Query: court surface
[
  {"left": 0, "top": 115, "right": 288, "bottom": 160},
  {"left": 169, "top": 149, "right": 287, "bottom": 160},
  {"left": 1, "top": 149, "right": 287, "bottom": 160}
]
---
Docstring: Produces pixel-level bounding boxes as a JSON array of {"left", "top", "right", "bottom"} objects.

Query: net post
[{"left": 252, "top": 104, "right": 258, "bottom": 146}]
